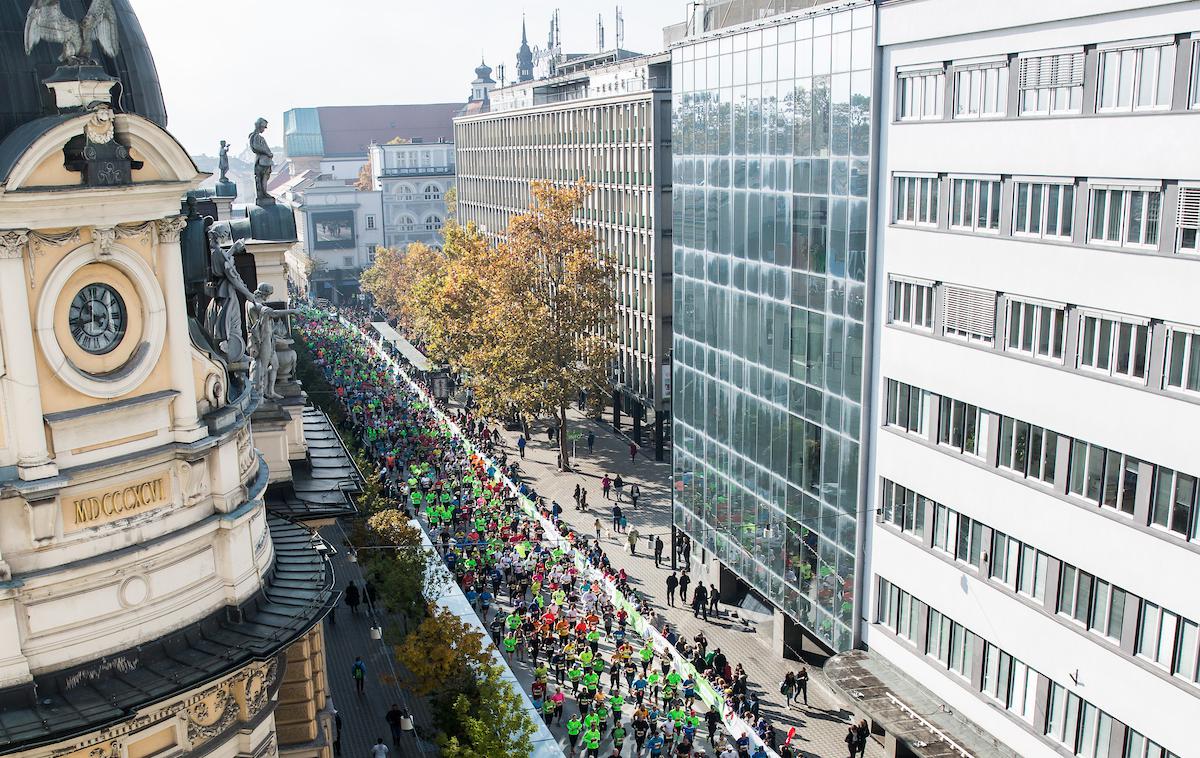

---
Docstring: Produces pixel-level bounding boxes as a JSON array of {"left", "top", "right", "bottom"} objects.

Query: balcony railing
[{"left": 380, "top": 166, "right": 454, "bottom": 177}]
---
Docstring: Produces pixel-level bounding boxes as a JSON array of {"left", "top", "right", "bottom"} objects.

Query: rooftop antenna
[
  {"left": 597, "top": 14, "right": 605, "bottom": 52},
  {"left": 497, "top": 62, "right": 506, "bottom": 86},
  {"left": 615, "top": 6, "right": 624, "bottom": 50}
]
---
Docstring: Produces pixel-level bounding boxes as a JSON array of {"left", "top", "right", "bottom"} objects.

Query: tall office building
[
  {"left": 455, "top": 46, "right": 675, "bottom": 457},
  {"left": 841, "top": 1, "right": 1200, "bottom": 756},
  {"left": 669, "top": 0, "right": 875, "bottom": 654}
]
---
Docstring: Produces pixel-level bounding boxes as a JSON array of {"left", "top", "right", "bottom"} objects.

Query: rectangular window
[
  {"left": 942, "top": 284, "right": 995, "bottom": 343},
  {"left": 1013, "top": 181, "right": 1075, "bottom": 240},
  {"left": 885, "top": 379, "right": 928, "bottom": 434},
  {"left": 932, "top": 504, "right": 953, "bottom": 554},
  {"left": 1067, "top": 440, "right": 1141, "bottom": 515},
  {"left": 981, "top": 643, "right": 1038, "bottom": 723},
  {"left": 1124, "top": 730, "right": 1182, "bottom": 758},
  {"left": 1018, "top": 50, "right": 1085, "bottom": 115},
  {"left": 897, "top": 68, "right": 945, "bottom": 121},
  {"left": 1164, "top": 328, "right": 1200, "bottom": 394},
  {"left": 938, "top": 397, "right": 983, "bottom": 457},
  {"left": 889, "top": 278, "right": 935, "bottom": 330},
  {"left": 1045, "top": 684, "right": 1113, "bottom": 758},
  {"left": 954, "top": 513, "right": 983, "bottom": 568},
  {"left": 880, "top": 479, "right": 927, "bottom": 538},
  {"left": 1005, "top": 298, "right": 1066, "bottom": 362},
  {"left": 365, "top": 214, "right": 376, "bottom": 230},
  {"left": 1078, "top": 313, "right": 1149, "bottom": 381},
  {"left": 1098, "top": 41, "right": 1175, "bottom": 112},
  {"left": 893, "top": 175, "right": 939, "bottom": 226},
  {"left": 989, "top": 530, "right": 1022, "bottom": 587},
  {"left": 1089, "top": 186, "right": 1162, "bottom": 249},
  {"left": 953, "top": 61, "right": 1008, "bottom": 118},
  {"left": 1017, "top": 543, "right": 1048, "bottom": 602},
  {"left": 1151, "top": 466, "right": 1198, "bottom": 540},
  {"left": 949, "top": 177, "right": 1002, "bottom": 233},
  {"left": 1058, "top": 564, "right": 1127, "bottom": 642},
  {"left": 1178, "top": 187, "right": 1200, "bottom": 253},
  {"left": 1192, "top": 42, "right": 1200, "bottom": 109},
  {"left": 998, "top": 416, "right": 1059, "bottom": 484}
]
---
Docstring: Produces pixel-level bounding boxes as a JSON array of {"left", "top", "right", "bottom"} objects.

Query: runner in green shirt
[
  {"left": 565, "top": 715, "right": 582, "bottom": 755},
  {"left": 502, "top": 633, "right": 517, "bottom": 662},
  {"left": 582, "top": 728, "right": 601, "bottom": 757},
  {"left": 541, "top": 697, "right": 555, "bottom": 724},
  {"left": 584, "top": 670, "right": 600, "bottom": 694},
  {"left": 611, "top": 721, "right": 627, "bottom": 750},
  {"left": 648, "top": 671, "right": 661, "bottom": 704},
  {"left": 567, "top": 663, "right": 584, "bottom": 696}
]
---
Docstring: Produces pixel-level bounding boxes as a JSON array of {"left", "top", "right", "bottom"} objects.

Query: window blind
[
  {"left": 1178, "top": 187, "right": 1200, "bottom": 230},
  {"left": 942, "top": 285, "right": 996, "bottom": 338},
  {"left": 1017, "top": 52, "right": 1085, "bottom": 89}
]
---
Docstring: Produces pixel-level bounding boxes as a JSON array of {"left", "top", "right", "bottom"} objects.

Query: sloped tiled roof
[{"left": 316, "top": 104, "right": 461, "bottom": 157}]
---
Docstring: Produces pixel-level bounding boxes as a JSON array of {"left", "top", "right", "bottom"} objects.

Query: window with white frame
[
  {"left": 1078, "top": 312, "right": 1149, "bottom": 381},
  {"left": 1018, "top": 50, "right": 1085, "bottom": 115},
  {"left": 876, "top": 578, "right": 921, "bottom": 642},
  {"left": 1137, "top": 602, "right": 1200, "bottom": 684},
  {"left": 1098, "top": 40, "right": 1176, "bottom": 112},
  {"left": 989, "top": 530, "right": 1022, "bottom": 587},
  {"left": 1164, "top": 327, "right": 1200, "bottom": 394},
  {"left": 942, "top": 284, "right": 995, "bottom": 343},
  {"left": 953, "top": 59, "right": 1009, "bottom": 118},
  {"left": 423, "top": 184, "right": 442, "bottom": 200},
  {"left": 926, "top": 609, "right": 975, "bottom": 678},
  {"left": 949, "top": 177, "right": 1001, "bottom": 233},
  {"left": 1045, "top": 684, "right": 1112, "bottom": 758},
  {"left": 880, "top": 479, "right": 927, "bottom": 537},
  {"left": 1057, "top": 563, "right": 1128, "bottom": 642},
  {"left": 893, "top": 174, "right": 939, "bottom": 226},
  {"left": 1150, "top": 466, "right": 1198, "bottom": 540},
  {"left": 365, "top": 214, "right": 376, "bottom": 230},
  {"left": 1177, "top": 186, "right": 1200, "bottom": 253},
  {"left": 1191, "top": 41, "right": 1200, "bottom": 109},
  {"left": 424, "top": 214, "right": 443, "bottom": 231},
  {"left": 1005, "top": 298, "right": 1066, "bottom": 362},
  {"left": 998, "top": 416, "right": 1059, "bottom": 485},
  {"left": 1068, "top": 439, "right": 1141, "bottom": 516},
  {"left": 1017, "top": 544, "right": 1048, "bottom": 602},
  {"left": 1013, "top": 181, "right": 1075, "bottom": 240},
  {"left": 1125, "top": 730, "right": 1183, "bottom": 758},
  {"left": 897, "top": 67, "right": 945, "bottom": 121},
  {"left": 1089, "top": 184, "right": 1162, "bottom": 249},
  {"left": 885, "top": 379, "right": 928, "bottom": 434},
  {"left": 888, "top": 278, "right": 934, "bottom": 330},
  {"left": 938, "top": 397, "right": 984, "bottom": 456},
  {"left": 981, "top": 643, "right": 1039, "bottom": 724}
]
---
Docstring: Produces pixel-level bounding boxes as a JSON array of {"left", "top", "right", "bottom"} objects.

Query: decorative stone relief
[
  {"left": 186, "top": 687, "right": 238, "bottom": 743},
  {"left": 156, "top": 216, "right": 188, "bottom": 244},
  {"left": 92, "top": 227, "right": 117, "bottom": 257},
  {"left": 180, "top": 459, "right": 210, "bottom": 506},
  {"left": 0, "top": 229, "right": 29, "bottom": 259},
  {"left": 236, "top": 427, "right": 256, "bottom": 480}
]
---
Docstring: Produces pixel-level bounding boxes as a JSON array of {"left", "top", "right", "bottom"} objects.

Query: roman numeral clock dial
[{"left": 68, "top": 283, "right": 127, "bottom": 355}]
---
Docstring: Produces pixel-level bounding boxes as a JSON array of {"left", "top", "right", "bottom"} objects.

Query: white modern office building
[
  {"left": 367, "top": 140, "right": 455, "bottom": 251},
  {"left": 849, "top": 1, "right": 1200, "bottom": 757},
  {"left": 454, "top": 50, "right": 675, "bottom": 458}
]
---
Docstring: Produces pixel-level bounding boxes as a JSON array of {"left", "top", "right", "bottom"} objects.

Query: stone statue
[
  {"left": 218, "top": 140, "right": 230, "bottom": 182},
  {"left": 250, "top": 118, "right": 274, "bottom": 206},
  {"left": 273, "top": 313, "right": 298, "bottom": 391},
  {"left": 203, "top": 233, "right": 256, "bottom": 368},
  {"left": 25, "top": 0, "right": 120, "bottom": 64},
  {"left": 245, "top": 284, "right": 299, "bottom": 401}
]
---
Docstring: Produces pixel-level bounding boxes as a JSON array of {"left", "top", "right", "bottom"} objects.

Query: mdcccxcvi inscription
[{"left": 65, "top": 475, "right": 172, "bottom": 531}]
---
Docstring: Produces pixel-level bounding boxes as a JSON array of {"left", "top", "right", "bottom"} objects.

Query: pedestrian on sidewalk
[
  {"left": 654, "top": 535, "right": 664, "bottom": 567},
  {"left": 580, "top": 489, "right": 589, "bottom": 511},
  {"left": 797, "top": 666, "right": 809, "bottom": 706},
  {"left": 370, "top": 738, "right": 388, "bottom": 758},
  {"left": 602, "top": 475, "right": 612, "bottom": 499},
  {"left": 352, "top": 656, "right": 366, "bottom": 695},
  {"left": 594, "top": 518, "right": 602, "bottom": 541},
  {"left": 780, "top": 672, "right": 797, "bottom": 707},
  {"left": 709, "top": 582, "right": 720, "bottom": 617},
  {"left": 678, "top": 570, "right": 691, "bottom": 604},
  {"left": 614, "top": 474, "right": 625, "bottom": 502},
  {"left": 844, "top": 725, "right": 858, "bottom": 758},
  {"left": 517, "top": 434, "right": 526, "bottom": 458},
  {"left": 627, "top": 527, "right": 640, "bottom": 556},
  {"left": 547, "top": 425, "right": 556, "bottom": 442},
  {"left": 385, "top": 704, "right": 404, "bottom": 746},
  {"left": 587, "top": 431, "right": 596, "bottom": 454},
  {"left": 666, "top": 571, "right": 678, "bottom": 606},
  {"left": 344, "top": 582, "right": 361, "bottom": 615},
  {"left": 694, "top": 582, "right": 709, "bottom": 620},
  {"left": 612, "top": 504, "right": 623, "bottom": 532},
  {"left": 629, "top": 482, "right": 641, "bottom": 510},
  {"left": 629, "top": 443, "right": 638, "bottom": 462},
  {"left": 619, "top": 514, "right": 628, "bottom": 533},
  {"left": 691, "top": 590, "right": 705, "bottom": 619}
]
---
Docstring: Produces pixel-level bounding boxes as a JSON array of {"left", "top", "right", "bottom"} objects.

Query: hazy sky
[{"left": 130, "top": 0, "right": 686, "bottom": 157}]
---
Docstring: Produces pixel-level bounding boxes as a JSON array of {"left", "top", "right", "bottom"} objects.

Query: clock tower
[{"left": 0, "top": 4, "right": 335, "bottom": 758}]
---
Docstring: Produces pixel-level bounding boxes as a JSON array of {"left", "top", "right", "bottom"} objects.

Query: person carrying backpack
[{"left": 352, "top": 656, "right": 367, "bottom": 695}]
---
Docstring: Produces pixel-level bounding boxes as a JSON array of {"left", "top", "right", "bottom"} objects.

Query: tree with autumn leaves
[{"left": 360, "top": 180, "right": 614, "bottom": 470}]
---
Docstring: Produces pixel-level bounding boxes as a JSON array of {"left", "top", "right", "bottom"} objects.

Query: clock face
[{"left": 68, "top": 283, "right": 127, "bottom": 355}]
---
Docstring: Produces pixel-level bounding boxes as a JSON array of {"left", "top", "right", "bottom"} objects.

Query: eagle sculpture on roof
[{"left": 24, "top": 0, "right": 121, "bottom": 64}]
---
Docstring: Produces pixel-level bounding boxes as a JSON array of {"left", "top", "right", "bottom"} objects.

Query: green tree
[
  {"left": 395, "top": 607, "right": 492, "bottom": 697},
  {"left": 438, "top": 664, "right": 536, "bottom": 758}
]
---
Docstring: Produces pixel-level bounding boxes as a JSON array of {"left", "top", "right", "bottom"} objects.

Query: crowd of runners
[{"left": 300, "top": 308, "right": 817, "bottom": 758}]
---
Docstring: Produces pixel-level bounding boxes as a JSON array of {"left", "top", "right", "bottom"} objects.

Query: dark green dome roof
[{"left": 0, "top": 0, "right": 167, "bottom": 142}]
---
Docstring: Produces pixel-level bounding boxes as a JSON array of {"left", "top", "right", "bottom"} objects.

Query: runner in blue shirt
[{"left": 646, "top": 733, "right": 665, "bottom": 758}]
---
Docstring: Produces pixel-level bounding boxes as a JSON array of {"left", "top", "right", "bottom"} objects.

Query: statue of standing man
[{"left": 250, "top": 118, "right": 274, "bottom": 206}]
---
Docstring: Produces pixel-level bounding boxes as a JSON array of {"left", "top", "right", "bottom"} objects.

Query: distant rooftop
[
  {"left": 663, "top": 0, "right": 841, "bottom": 46},
  {"left": 284, "top": 104, "right": 462, "bottom": 159}
]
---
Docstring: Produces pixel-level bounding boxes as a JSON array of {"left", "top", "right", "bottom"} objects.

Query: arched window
[
  {"left": 424, "top": 215, "right": 443, "bottom": 232},
  {"left": 395, "top": 183, "right": 415, "bottom": 201},
  {"left": 423, "top": 184, "right": 442, "bottom": 201},
  {"left": 399, "top": 215, "right": 417, "bottom": 232}
]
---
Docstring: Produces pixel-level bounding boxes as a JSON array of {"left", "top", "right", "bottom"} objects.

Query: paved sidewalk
[{"left": 487, "top": 407, "right": 882, "bottom": 758}]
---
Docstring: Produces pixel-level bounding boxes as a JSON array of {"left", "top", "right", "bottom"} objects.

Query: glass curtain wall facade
[{"left": 670, "top": 2, "right": 873, "bottom": 651}]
